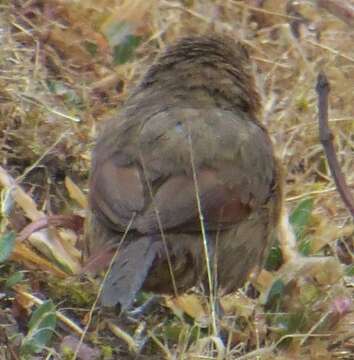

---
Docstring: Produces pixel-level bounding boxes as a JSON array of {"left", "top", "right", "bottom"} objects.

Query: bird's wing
[{"left": 90, "top": 108, "right": 275, "bottom": 234}]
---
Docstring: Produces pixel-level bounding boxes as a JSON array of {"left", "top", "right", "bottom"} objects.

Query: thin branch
[
  {"left": 316, "top": 72, "right": 354, "bottom": 217},
  {"left": 16, "top": 215, "right": 84, "bottom": 243},
  {"left": 15, "top": 288, "right": 84, "bottom": 336}
]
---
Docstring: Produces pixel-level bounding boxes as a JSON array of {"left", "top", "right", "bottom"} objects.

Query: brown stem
[
  {"left": 316, "top": 72, "right": 354, "bottom": 217},
  {"left": 286, "top": 1, "right": 310, "bottom": 39},
  {"left": 16, "top": 214, "right": 84, "bottom": 242}
]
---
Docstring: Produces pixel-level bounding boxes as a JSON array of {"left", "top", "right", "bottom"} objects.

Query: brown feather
[{"left": 88, "top": 34, "right": 283, "bottom": 310}]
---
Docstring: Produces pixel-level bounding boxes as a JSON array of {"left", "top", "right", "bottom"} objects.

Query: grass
[{"left": 0, "top": 0, "right": 353, "bottom": 359}]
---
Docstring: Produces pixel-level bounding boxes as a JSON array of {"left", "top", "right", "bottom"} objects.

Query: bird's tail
[{"left": 101, "top": 237, "right": 159, "bottom": 310}]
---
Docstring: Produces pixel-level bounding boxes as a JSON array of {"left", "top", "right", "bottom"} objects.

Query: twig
[
  {"left": 285, "top": 186, "right": 337, "bottom": 202},
  {"left": 305, "top": 39, "right": 354, "bottom": 64},
  {"left": 15, "top": 288, "right": 84, "bottom": 336},
  {"left": 107, "top": 321, "right": 140, "bottom": 354},
  {"left": 16, "top": 215, "right": 84, "bottom": 243},
  {"left": 316, "top": 72, "right": 354, "bottom": 217},
  {"left": 286, "top": 0, "right": 310, "bottom": 39},
  {"left": 299, "top": 309, "right": 331, "bottom": 346}
]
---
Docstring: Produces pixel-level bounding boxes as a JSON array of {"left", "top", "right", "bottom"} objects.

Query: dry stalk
[
  {"left": 316, "top": 72, "right": 354, "bottom": 217},
  {"left": 188, "top": 131, "right": 218, "bottom": 337}
]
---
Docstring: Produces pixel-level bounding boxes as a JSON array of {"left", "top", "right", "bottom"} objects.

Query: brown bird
[{"left": 88, "top": 34, "right": 283, "bottom": 311}]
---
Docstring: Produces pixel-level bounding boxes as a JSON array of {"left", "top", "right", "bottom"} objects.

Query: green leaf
[
  {"left": 345, "top": 264, "right": 354, "bottom": 276},
  {"left": 84, "top": 41, "right": 98, "bottom": 56},
  {"left": 21, "top": 300, "right": 56, "bottom": 355},
  {"left": 0, "top": 231, "right": 16, "bottom": 263},
  {"left": 102, "top": 20, "right": 142, "bottom": 65},
  {"left": 298, "top": 237, "right": 312, "bottom": 255},
  {"left": 290, "top": 198, "right": 314, "bottom": 241},
  {"left": 113, "top": 34, "right": 141, "bottom": 65},
  {"left": 265, "top": 278, "right": 285, "bottom": 306},
  {"left": 265, "top": 240, "right": 283, "bottom": 271},
  {"left": 5, "top": 271, "right": 24, "bottom": 288},
  {"left": 286, "top": 310, "right": 307, "bottom": 333}
]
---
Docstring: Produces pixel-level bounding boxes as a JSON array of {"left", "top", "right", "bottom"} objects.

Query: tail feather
[{"left": 101, "top": 237, "right": 158, "bottom": 310}]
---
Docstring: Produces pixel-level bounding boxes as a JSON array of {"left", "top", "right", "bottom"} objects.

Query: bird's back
[{"left": 88, "top": 35, "right": 283, "bottom": 309}]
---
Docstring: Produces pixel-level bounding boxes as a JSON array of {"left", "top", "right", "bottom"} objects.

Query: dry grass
[{"left": 0, "top": 0, "right": 353, "bottom": 359}]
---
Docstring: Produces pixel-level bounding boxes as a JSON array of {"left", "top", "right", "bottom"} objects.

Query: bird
[{"left": 88, "top": 34, "right": 283, "bottom": 311}]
